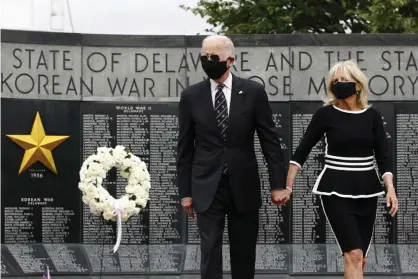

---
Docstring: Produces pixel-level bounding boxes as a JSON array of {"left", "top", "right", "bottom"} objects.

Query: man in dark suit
[{"left": 176, "top": 35, "right": 288, "bottom": 279}]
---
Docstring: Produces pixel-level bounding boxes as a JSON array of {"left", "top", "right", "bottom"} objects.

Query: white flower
[
  {"left": 131, "top": 155, "right": 142, "bottom": 165},
  {"left": 86, "top": 162, "right": 106, "bottom": 178},
  {"left": 85, "top": 154, "right": 104, "bottom": 165},
  {"left": 135, "top": 198, "right": 148, "bottom": 208},
  {"left": 135, "top": 187, "right": 149, "bottom": 200},
  {"left": 140, "top": 168, "right": 151, "bottom": 181},
  {"left": 120, "top": 169, "right": 130, "bottom": 179},
  {"left": 127, "top": 177, "right": 139, "bottom": 186},
  {"left": 121, "top": 212, "right": 131, "bottom": 221},
  {"left": 122, "top": 158, "right": 134, "bottom": 169},
  {"left": 80, "top": 160, "right": 90, "bottom": 171},
  {"left": 125, "top": 185, "right": 136, "bottom": 194},
  {"left": 84, "top": 184, "right": 97, "bottom": 196},
  {"left": 97, "top": 202, "right": 106, "bottom": 211},
  {"left": 80, "top": 175, "right": 96, "bottom": 184},
  {"left": 96, "top": 176, "right": 103, "bottom": 186},
  {"left": 103, "top": 196, "right": 116, "bottom": 209},
  {"left": 89, "top": 201, "right": 99, "bottom": 213},
  {"left": 129, "top": 155, "right": 142, "bottom": 167},
  {"left": 101, "top": 153, "right": 116, "bottom": 170},
  {"left": 141, "top": 180, "right": 151, "bottom": 191},
  {"left": 101, "top": 162, "right": 113, "bottom": 172},
  {"left": 90, "top": 207, "right": 102, "bottom": 216},
  {"left": 119, "top": 195, "right": 130, "bottom": 203},
  {"left": 102, "top": 202, "right": 112, "bottom": 214},
  {"left": 78, "top": 182, "right": 85, "bottom": 191},
  {"left": 82, "top": 195, "right": 92, "bottom": 205},
  {"left": 103, "top": 211, "right": 116, "bottom": 221},
  {"left": 97, "top": 147, "right": 112, "bottom": 155},
  {"left": 126, "top": 201, "right": 136, "bottom": 212},
  {"left": 139, "top": 161, "right": 147, "bottom": 169},
  {"left": 79, "top": 171, "right": 86, "bottom": 181},
  {"left": 128, "top": 167, "right": 149, "bottom": 184},
  {"left": 97, "top": 186, "right": 109, "bottom": 196},
  {"left": 113, "top": 145, "right": 128, "bottom": 164}
]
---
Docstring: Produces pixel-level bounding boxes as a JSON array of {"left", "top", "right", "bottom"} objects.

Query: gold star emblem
[{"left": 6, "top": 111, "right": 69, "bottom": 175}]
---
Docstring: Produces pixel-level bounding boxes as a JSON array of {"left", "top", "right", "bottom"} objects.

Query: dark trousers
[{"left": 197, "top": 175, "right": 259, "bottom": 279}]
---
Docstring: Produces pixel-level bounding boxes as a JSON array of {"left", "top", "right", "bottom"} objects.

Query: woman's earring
[{"left": 356, "top": 91, "right": 361, "bottom": 102}]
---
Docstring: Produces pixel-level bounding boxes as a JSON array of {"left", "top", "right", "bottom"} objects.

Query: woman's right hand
[{"left": 386, "top": 185, "right": 398, "bottom": 217}]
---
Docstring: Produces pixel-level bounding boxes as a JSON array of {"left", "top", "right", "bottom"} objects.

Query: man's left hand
[{"left": 271, "top": 189, "right": 292, "bottom": 206}]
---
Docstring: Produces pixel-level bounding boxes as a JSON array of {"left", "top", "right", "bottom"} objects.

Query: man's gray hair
[{"left": 202, "top": 35, "right": 235, "bottom": 58}]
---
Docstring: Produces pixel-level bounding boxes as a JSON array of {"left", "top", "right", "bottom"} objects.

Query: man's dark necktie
[{"left": 214, "top": 84, "right": 228, "bottom": 173}]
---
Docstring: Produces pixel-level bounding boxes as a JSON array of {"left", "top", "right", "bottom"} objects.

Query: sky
[{"left": 0, "top": 0, "right": 214, "bottom": 34}]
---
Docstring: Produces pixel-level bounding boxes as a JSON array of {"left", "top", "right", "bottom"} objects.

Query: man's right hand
[
  {"left": 181, "top": 197, "right": 194, "bottom": 219},
  {"left": 271, "top": 189, "right": 292, "bottom": 206}
]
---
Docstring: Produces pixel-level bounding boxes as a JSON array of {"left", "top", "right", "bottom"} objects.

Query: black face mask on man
[
  {"left": 331, "top": 81, "right": 358, "bottom": 99},
  {"left": 201, "top": 56, "right": 230, "bottom": 80}
]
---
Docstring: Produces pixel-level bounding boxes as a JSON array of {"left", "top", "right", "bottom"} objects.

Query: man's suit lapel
[
  {"left": 202, "top": 78, "right": 222, "bottom": 139},
  {"left": 228, "top": 74, "right": 244, "bottom": 129}
]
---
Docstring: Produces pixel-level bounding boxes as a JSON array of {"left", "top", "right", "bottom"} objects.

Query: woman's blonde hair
[{"left": 324, "top": 60, "right": 369, "bottom": 109}]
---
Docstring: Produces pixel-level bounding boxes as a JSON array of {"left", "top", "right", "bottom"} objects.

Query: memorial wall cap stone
[{"left": 3, "top": 30, "right": 418, "bottom": 46}]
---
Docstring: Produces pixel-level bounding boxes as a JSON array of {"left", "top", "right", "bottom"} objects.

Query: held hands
[
  {"left": 274, "top": 164, "right": 298, "bottom": 206},
  {"left": 181, "top": 197, "right": 195, "bottom": 219},
  {"left": 271, "top": 188, "right": 292, "bottom": 206},
  {"left": 386, "top": 185, "right": 398, "bottom": 217}
]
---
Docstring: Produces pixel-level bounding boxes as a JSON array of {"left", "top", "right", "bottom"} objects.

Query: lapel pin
[{"left": 238, "top": 90, "right": 243, "bottom": 94}]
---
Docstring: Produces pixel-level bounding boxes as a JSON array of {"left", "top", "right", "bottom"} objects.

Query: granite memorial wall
[{"left": 1, "top": 30, "right": 417, "bottom": 277}]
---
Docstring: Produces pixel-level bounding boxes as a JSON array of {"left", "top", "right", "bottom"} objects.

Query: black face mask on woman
[
  {"left": 332, "top": 81, "right": 358, "bottom": 99},
  {"left": 201, "top": 56, "right": 230, "bottom": 80}
]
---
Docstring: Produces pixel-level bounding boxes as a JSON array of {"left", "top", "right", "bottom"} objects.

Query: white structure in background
[
  {"left": 0, "top": 0, "right": 73, "bottom": 32},
  {"left": 0, "top": 0, "right": 212, "bottom": 35},
  {"left": 50, "top": 0, "right": 74, "bottom": 31},
  {"left": 50, "top": 0, "right": 64, "bottom": 30}
]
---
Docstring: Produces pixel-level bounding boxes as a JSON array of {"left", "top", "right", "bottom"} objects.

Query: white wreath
[{"left": 78, "top": 145, "right": 150, "bottom": 252}]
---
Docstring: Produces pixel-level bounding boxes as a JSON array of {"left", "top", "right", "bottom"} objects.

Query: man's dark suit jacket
[{"left": 176, "top": 74, "right": 287, "bottom": 213}]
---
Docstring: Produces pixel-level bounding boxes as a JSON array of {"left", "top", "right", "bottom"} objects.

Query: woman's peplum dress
[{"left": 290, "top": 105, "right": 392, "bottom": 198}]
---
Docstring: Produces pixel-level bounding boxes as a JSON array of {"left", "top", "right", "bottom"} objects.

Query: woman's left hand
[{"left": 386, "top": 186, "right": 398, "bottom": 217}]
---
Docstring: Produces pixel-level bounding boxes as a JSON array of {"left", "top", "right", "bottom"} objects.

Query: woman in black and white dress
[{"left": 282, "top": 60, "right": 398, "bottom": 279}]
